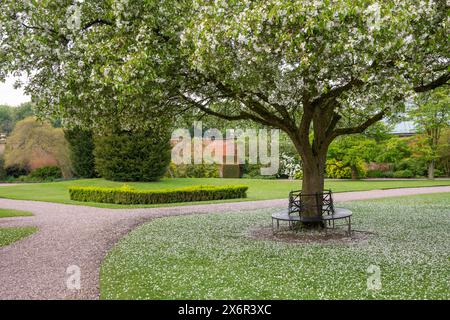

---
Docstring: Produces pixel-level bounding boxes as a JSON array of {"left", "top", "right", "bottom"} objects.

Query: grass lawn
[
  {"left": 100, "top": 193, "right": 450, "bottom": 299},
  {"left": 0, "top": 227, "right": 38, "bottom": 247},
  {"left": 0, "top": 178, "right": 449, "bottom": 208},
  {"left": 0, "top": 208, "right": 33, "bottom": 218}
]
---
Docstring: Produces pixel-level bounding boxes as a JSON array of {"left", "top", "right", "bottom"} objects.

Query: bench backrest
[{"left": 288, "top": 190, "right": 335, "bottom": 217}]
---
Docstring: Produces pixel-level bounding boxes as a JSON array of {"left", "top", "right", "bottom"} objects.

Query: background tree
[
  {"left": 0, "top": 1, "right": 448, "bottom": 219},
  {"left": 436, "top": 128, "right": 450, "bottom": 176},
  {"left": 4, "top": 117, "right": 72, "bottom": 178},
  {"left": 410, "top": 88, "right": 450, "bottom": 179},
  {"left": 13, "top": 102, "right": 35, "bottom": 123},
  {"left": 0, "top": 105, "right": 14, "bottom": 134},
  {"left": 0, "top": 102, "right": 35, "bottom": 134}
]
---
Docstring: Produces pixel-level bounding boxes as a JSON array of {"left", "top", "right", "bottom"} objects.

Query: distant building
[
  {"left": 170, "top": 137, "right": 242, "bottom": 178},
  {"left": 390, "top": 121, "right": 417, "bottom": 137}
]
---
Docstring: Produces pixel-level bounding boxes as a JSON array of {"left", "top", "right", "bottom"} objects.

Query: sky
[{"left": 0, "top": 75, "right": 31, "bottom": 106}]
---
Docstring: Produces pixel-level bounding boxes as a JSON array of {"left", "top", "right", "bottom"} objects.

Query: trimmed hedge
[{"left": 68, "top": 185, "right": 248, "bottom": 205}]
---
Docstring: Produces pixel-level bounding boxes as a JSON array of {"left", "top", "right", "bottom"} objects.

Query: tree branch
[
  {"left": 325, "top": 112, "right": 342, "bottom": 138},
  {"left": 413, "top": 72, "right": 450, "bottom": 93},
  {"left": 329, "top": 108, "right": 388, "bottom": 141},
  {"left": 311, "top": 78, "right": 365, "bottom": 108},
  {"left": 81, "top": 19, "right": 113, "bottom": 31},
  {"left": 181, "top": 95, "right": 249, "bottom": 121}
]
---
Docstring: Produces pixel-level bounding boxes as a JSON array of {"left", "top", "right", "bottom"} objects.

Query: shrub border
[{"left": 69, "top": 185, "right": 248, "bottom": 205}]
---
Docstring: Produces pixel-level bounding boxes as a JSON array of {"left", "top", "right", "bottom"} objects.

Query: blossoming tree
[{"left": 0, "top": 0, "right": 448, "bottom": 218}]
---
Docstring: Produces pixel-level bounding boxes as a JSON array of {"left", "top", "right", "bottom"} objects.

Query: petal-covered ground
[
  {"left": 100, "top": 193, "right": 450, "bottom": 299},
  {"left": 0, "top": 186, "right": 449, "bottom": 299}
]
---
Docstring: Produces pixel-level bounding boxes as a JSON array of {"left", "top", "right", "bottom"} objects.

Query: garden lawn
[
  {"left": 0, "top": 227, "right": 37, "bottom": 247},
  {"left": 100, "top": 193, "right": 450, "bottom": 299},
  {"left": 0, "top": 208, "right": 33, "bottom": 218},
  {"left": 0, "top": 178, "right": 449, "bottom": 208}
]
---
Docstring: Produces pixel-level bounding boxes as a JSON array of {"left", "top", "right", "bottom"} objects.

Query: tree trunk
[
  {"left": 288, "top": 103, "right": 338, "bottom": 229},
  {"left": 298, "top": 149, "right": 327, "bottom": 229},
  {"left": 428, "top": 127, "right": 438, "bottom": 180},
  {"left": 428, "top": 160, "right": 435, "bottom": 180},
  {"left": 351, "top": 165, "right": 358, "bottom": 180},
  {"left": 302, "top": 155, "right": 326, "bottom": 196}
]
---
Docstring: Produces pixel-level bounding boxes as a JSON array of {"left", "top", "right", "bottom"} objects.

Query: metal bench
[{"left": 271, "top": 190, "right": 352, "bottom": 235}]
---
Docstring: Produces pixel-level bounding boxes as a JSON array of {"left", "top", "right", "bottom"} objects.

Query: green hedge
[{"left": 68, "top": 185, "right": 248, "bottom": 205}]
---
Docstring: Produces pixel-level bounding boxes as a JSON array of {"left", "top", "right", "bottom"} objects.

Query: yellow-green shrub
[
  {"left": 69, "top": 185, "right": 248, "bottom": 204},
  {"left": 326, "top": 159, "right": 352, "bottom": 179}
]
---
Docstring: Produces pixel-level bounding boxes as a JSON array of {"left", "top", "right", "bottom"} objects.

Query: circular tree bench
[{"left": 271, "top": 190, "right": 352, "bottom": 235}]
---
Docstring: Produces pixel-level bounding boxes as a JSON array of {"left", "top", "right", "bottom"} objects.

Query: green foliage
[
  {"left": 396, "top": 158, "right": 427, "bottom": 177},
  {"left": 0, "top": 103, "right": 35, "bottom": 134},
  {"left": 167, "top": 163, "right": 219, "bottom": 178},
  {"left": 69, "top": 185, "right": 248, "bottom": 205},
  {"left": 1, "top": 1, "right": 448, "bottom": 194},
  {"left": 0, "top": 105, "right": 14, "bottom": 133},
  {"left": 27, "top": 166, "right": 62, "bottom": 181},
  {"left": 393, "top": 169, "right": 414, "bottom": 178},
  {"left": 366, "top": 170, "right": 394, "bottom": 178},
  {"left": 94, "top": 130, "right": 171, "bottom": 182},
  {"left": 221, "top": 165, "right": 241, "bottom": 178},
  {"left": 409, "top": 90, "right": 450, "bottom": 178},
  {"left": 412, "top": 88, "right": 449, "bottom": 137},
  {"left": 0, "top": 1, "right": 446, "bottom": 132},
  {"left": 242, "top": 163, "right": 263, "bottom": 178},
  {"left": 13, "top": 102, "right": 35, "bottom": 123},
  {"left": 375, "top": 137, "right": 412, "bottom": 165},
  {"left": 65, "top": 127, "right": 96, "bottom": 178},
  {"left": 326, "top": 159, "right": 352, "bottom": 179},
  {"left": 328, "top": 136, "right": 375, "bottom": 179},
  {"left": 0, "top": 155, "right": 6, "bottom": 180}
]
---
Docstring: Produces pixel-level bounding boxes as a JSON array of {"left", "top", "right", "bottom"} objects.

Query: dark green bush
[
  {"left": 242, "top": 163, "right": 263, "bottom": 178},
  {"left": 0, "top": 156, "right": 6, "bottom": 180},
  {"left": 396, "top": 158, "right": 427, "bottom": 177},
  {"left": 28, "top": 166, "right": 62, "bottom": 181},
  {"left": 366, "top": 169, "right": 383, "bottom": 178},
  {"left": 393, "top": 169, "right": 414, "bottom": 178},
  {"left": 166, "top": 163, "right": 219, "bottom": 178},
  {"left": 65, "top": 127, "right": 96, "bottom": 178},
  {"left": 222, "top": 165, "right": 241, "bottom": 178},
  {"left": 69, "top": 185, "right": 248, "bottom": 204},
  {"left": 5, "top": 164, "right": 29, "bottom": 178},
  {"left": 382, "top": 171, "right": 394, "bottom": 178},
  {"left": 433, "top": 169, "right": 444, "bottom": 177},
  {"left": 366, "top": 170, "right": 394, "bottom": 178},
  {"left": 94, "top": 130, "right": 171, "bottom": 182}
]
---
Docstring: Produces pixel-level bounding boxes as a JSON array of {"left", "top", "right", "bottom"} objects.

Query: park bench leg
[{"left": 347, "top": 217, "right": 352, "bottom": 236}]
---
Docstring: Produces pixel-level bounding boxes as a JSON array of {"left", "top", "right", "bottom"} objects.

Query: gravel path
[{"left": 0, "top": 186, "right": 449, "bottom": 300}]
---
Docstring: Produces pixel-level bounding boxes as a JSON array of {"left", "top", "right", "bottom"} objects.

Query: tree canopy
[
  {"left": 1, "top": 1, "right": 447, "bottom": 130},
  {"left": 0, "top": 0, "right": 448, "bottom": 199}
]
